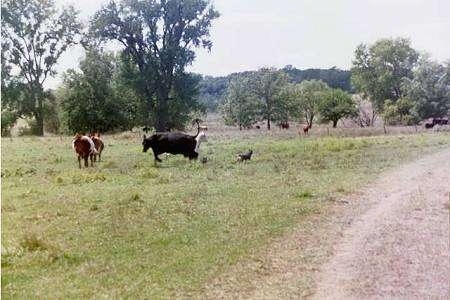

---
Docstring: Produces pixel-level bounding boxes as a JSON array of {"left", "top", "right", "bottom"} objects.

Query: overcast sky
[{"left": 49, "top": 0, "right": 450, "bottom": 88}]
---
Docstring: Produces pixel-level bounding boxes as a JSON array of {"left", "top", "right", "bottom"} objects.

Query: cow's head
[{"left": 142, "top": 134, "right": 154, "bottom": 152}]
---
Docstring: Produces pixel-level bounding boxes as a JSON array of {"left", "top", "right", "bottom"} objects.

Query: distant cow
[
  {"left": 89, "top": 133, "right": 104, "bottom": 162},
  {"left": 424, "top": 117, "right": 449, "bottom": 128},
  {"left": 72, "top": 134, "right": 98, "bottom": 168},
  {"left": 301, "top": 124, "right": 311, "bottom": 136},
  {"left": 278, "top": 122, "right": 290, "bottom": 129},
  {"left": 142, "top": 119, "right": 207, "bottom": 162}
]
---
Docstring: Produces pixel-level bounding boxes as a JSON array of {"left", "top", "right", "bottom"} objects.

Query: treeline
[
  {"left": 220, "top": 38, "right": 450, "bottom": 130},
  {"left": 198, "top": 67, "right": 351, "bottom": 112}
]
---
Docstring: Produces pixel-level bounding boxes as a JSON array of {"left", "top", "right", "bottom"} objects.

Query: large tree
[
  {"left": 351, "top": 38, "right": 419, "bottom": 114},
  {"left": 61, "top": 49, "right": 128, "bottom": 133},
  {"left": 319, "top": 89, "right": 357, "bottom": 128},
  {"left": 221, "top": 75, "right": 259, "bottom": 130},
  {"left": 1, "top": 0, "right": 81, "bottom": 135},
  {"left": 249, "top": 68, "right": 289, "bottom": 130},
  {"left": 402, "top": 57, "right": 450, "bottom": 119},
  {"left": 90, "top": 0, "right": 219, "bottom": 131}
]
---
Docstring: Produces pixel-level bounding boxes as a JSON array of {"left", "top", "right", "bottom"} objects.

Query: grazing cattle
[
  {"left": 236, "top": 149, "right": 253, "bottom": 162},
  {"left": 89, "top": 133, "right": 104, "bottom": 162},
  {"left": 142, "top": 119, "right": 207, "bottom": 162},
  {"left": 424, "top": 117, "right": 449, "bottom": 128},
  {"left": 278, "top": 122, "right": 290, "bottom": 129},
  {"left": 301, "top": 124, "right": 310, "bottom": 136},
  {"left": 72, "top": 134, "right": 98, "bottom": 168}
]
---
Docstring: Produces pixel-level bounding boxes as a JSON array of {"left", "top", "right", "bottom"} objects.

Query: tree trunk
[
  {"left": 332, "top": 119, "right": 338, "bottom": 128},
  {"left": 267, "top": 116, "right": 271, "bottom": 130},
  {"left": 35, "top": 113, "right": 44, "bottom": 136},
  {"left": 35, "top": 88, "right": 45, "bottom": 136},
  {"left": 155, "top": 89, "right": 169, "bottom": 132},
  {"left": 308, "top": 114, "right": 314, "bottom": 129}
]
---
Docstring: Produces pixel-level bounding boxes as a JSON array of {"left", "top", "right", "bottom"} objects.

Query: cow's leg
[
  {"left": 152, "top": 150, "right": 162, "bottom": 162},
  {"left": 78, "top": 156, "right": 81, "bottom": 169},
  {"left": 98, "top": 152, "right": 101, "bottom": 162},
  {"left": 84, "top": 155, "right": 89, "bottom": 167},
  {"left": 90, "top": 154, "right": 94, "bottom": 167}
]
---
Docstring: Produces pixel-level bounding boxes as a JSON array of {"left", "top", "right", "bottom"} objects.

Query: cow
[
  {"left": 142, "top": 119, "right": 207, "bottom": 162},
  {"left": 301, "top": 124, "right": 310, "bottom": 136},
  {"left": 72, "top": 134, "right": 98, "bottom": 168},
  {"left": 424, "top": 117, "right": 449, "bottom": 128},
  {"left": 278, "top": 122, "right": 290, "bottom": 129},
  {"left": 89, "top": 133, "right": 104, "bottom": 162}
]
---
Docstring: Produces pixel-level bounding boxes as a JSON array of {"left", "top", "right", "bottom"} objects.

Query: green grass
[{"left": 2, "top": 133, "right": 450, "bottom": 298}]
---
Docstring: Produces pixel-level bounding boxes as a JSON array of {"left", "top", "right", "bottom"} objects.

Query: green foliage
[
  {"left": 220, "top": 75, "right": 259, "bottom": 129},
  {"left": 282, "top": 65, "right": 352, "bottom": 92},
  {"left": 319, "top": 89, "right": 357, "bottom": 127},
  {"left": 1, "top": 109, "right": 18, "bottom": 136},
  {"left": 90, "top": 0, "right": 219, "bottom": 131},
  {"left": 198, "top": 75, "right": 228, "bottom": 111},
  {"left": 289, "top": 79, "right": 329, "bottom": 127},
  {"left": 382, "top": 97, "right": 420, "bottom": 125},
  {"left": 61, "top": 49, "right": 129, "bottom": 133},
  {"left": 249, "top": 68, "right": 290, "bottom": 129},
  {"left": 402, "top": 57, "right": 450, "bottom": 119},
  {"left": 1, "top": 0, "right": 82, "bottom": 135},
  {"left": 351, "top": 38, "right": 419, "bottom": 113}
]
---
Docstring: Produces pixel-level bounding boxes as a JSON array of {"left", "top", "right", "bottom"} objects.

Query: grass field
[{"left": 2, "top": 132, "right": 450, "bottom": 298}]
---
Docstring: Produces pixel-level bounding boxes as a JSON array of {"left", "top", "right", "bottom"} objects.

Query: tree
[
  {"left": 402, "top": 57, "right": 450, "bottom": 119},
  {"left": 290, "top": 79, "right": 329, "bottom": 128},
  {"left": 1, "top": 0, "right": 82, "bottom": 135},
  {"left": 1, "top": 110, "right": 18, "bottom": 136},
  {"left": 351, "top": 38, "right": 419, "bottom": 114},
  {"left": 61, "top": 49, "right": 128, "bottom": 133},
  {"left": 319, "top": 89, "right": 357, "bottom": 127},
  {"left": 249, "top": 68, "right": 289, "bottom": 130},
  {"left": 90, "top": 0, "right": 219, "bottom": 131},
  {"left": 220, "top": 76, "right": 258, "bottom": 130}
]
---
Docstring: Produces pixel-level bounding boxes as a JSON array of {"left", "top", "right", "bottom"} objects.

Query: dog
[{"left": 236, "top": 150, "right": 253, "bottom": 162}]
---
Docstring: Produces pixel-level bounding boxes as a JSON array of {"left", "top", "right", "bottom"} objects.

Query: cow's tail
[{"left": 193, "top": 118, "right": 201, "bottom": 138}]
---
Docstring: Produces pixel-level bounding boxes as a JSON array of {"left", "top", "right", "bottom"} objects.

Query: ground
[
  {"left": 313, "top": 149, "right": 449, "bottom": 299},
  {"left": 1, "top": 129, "right": 449, "bottom": 298}
]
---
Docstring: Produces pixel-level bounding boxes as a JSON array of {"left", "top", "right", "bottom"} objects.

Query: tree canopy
[
  {"left": 1, "top": 0, "right": 82, "bottom": 135},
  {"left": 351, "top": 38, "right": 419, "bottom": 113},
  {"left": 319, "top": 89, "right": 357, "bottom": 127},
  {"left": 90, "top": 0, "right": 219, "bottom": 131}
]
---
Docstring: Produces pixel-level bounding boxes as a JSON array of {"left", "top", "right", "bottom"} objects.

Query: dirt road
[
  {"left": 313, "top": 149, "right": 450, "bottom": 299},
  {"left": 203, "top": 148, "right": 450, "bottom": 299}
]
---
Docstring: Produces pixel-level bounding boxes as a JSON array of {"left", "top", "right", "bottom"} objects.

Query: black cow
[{"left": 142, "top": 120, "right": 207, "bottom": 162}]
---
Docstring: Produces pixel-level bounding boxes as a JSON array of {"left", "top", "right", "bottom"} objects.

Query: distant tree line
[
  {"left": 198, "top": 67, "right": 352, "bottom": 112},
  {"left": 220, "top": 68, "right": 356, "bottom": 130},
  {"left": 220, "top": 38, "right": 449, "bottom": 130}
]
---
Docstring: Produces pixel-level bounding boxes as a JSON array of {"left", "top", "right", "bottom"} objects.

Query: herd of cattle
[
  {"left": 72, "top": 117, "right": 448, "bottom": 168},
  {"left": 72, "top": 119, "right": 208, "bottom": 168}
]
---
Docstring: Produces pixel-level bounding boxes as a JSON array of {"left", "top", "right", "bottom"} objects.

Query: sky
[{"left": 49, "top": 0, "right": 450, "bottom": 89}]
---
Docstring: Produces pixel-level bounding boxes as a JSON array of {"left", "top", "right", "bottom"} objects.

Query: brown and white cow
[{"left": 72, "top": 134, "right": 98, "bottom": 168}]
